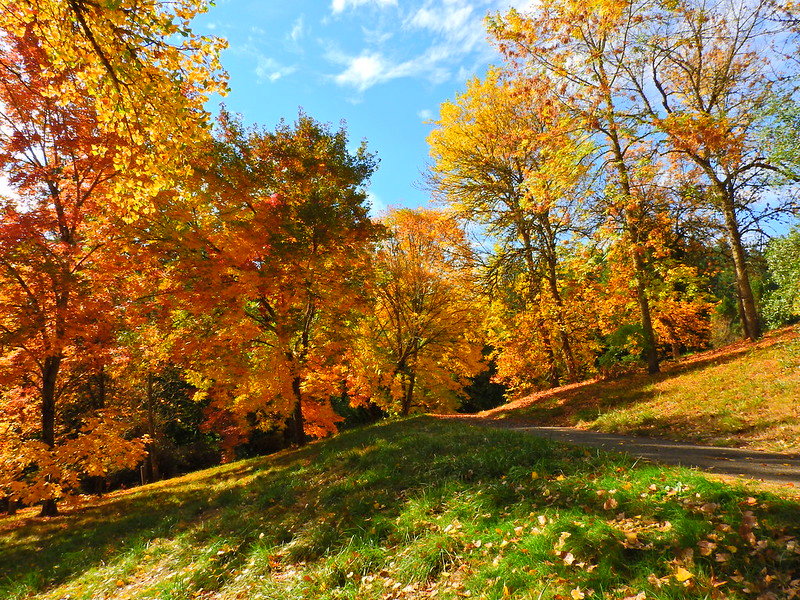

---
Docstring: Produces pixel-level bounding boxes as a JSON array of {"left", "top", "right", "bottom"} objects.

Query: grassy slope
[
  {"left": 2, "top": 417, "right": 800, "bottom": 600},
  {"left": 473, "top": 326, "right": 800, "bottom": 452}
]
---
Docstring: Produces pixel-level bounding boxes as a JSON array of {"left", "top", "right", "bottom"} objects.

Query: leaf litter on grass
[{"left": 2, "top": 417, "right": 800, "bottom": 600}]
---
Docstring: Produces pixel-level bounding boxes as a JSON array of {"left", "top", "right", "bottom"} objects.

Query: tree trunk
[
  {"left": 537, "top": 320, "right": 561, "bottom": 388},
  {"left": 545, "top": 265, "right": 578, "bottom": 382},
  {"left": 39, "top": 354, "right": 61, "bottom": 517},
  {"left": 145, "top": 372, "right": 159, "bottom": 483},
  {"left": 631, "top": 247, "right": 660, "bottom": 374},
  {"left": 290, "top": 376, "right": 307, "bottom": 446},
  {"left": 605, "top": 128, "right": 659, "bottom": 373},
  {"left": 518, "top": 227, "right": 561, "bottom": 386},
  {"left": 400, "top": 370, "right": 416, "bottom": 416},
  {"left": 720, "top": 191, "right": 761, "bottom": 341}
]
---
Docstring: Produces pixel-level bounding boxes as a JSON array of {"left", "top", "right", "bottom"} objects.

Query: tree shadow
[{"left": 452, "top": 327, "right": 798, "bottom": 430}]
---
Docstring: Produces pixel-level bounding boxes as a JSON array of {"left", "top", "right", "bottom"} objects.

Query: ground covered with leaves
[
  {"left": 475, "top": 327, "right": 800, "bottom": 453},
  {"left": 2, "top": 417, "right": 799, "bottom": 600}
]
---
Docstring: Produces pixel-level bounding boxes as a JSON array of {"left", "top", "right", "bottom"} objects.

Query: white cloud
[
  {"left": 417, "top": 109, "right": 434, "bottom": 121},
  {"left": 289, "top": 17, "right": 305, "bottom": 43},
  {"left": 255, "top": 56, "right": 298, "bottom": 83},
  {"left": 331, "top": 49, "right": 453, "bottom": 91},
  {"left": 367, "top": 191, "right": 389, "bottom": 218},
  {"left": 331, "top": 0, "right": 397, "bottom": 14},
  {"left": 333, "top": 53, "right": 387, "bottom": 90},
  {"left": 326, "top": 0, "right": 518, "bottom": 92}
]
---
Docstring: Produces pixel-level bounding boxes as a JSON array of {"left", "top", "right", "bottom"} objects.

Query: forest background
[{"left": 2, "top": 0, "right": 800, "bottom": 517}]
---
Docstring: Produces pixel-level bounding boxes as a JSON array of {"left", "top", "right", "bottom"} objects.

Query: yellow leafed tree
[{"left": 357, "top": 208, "right": 486, "bottom": 415}]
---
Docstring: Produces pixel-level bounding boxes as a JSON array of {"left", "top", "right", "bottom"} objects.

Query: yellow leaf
[
  {"left": 571, "top": 587, "right": 585, "bottom": 599},
  {"left": 531, "top": 471, "right": 539, "bottom": 479},
  {"left": 674, "top": 567, "right": 694, "bottom": 582}
]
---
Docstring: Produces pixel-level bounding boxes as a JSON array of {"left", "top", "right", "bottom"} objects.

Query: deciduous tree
[
  {"left": 0, "top": 32, "right": 147, "bottom": 515},
  {"left": 427, "top": 69, "right": 595, "bottom": 385},
  {"left": 358, "top": 208, "right": 486, "bottom": 415},
  {"left": 173, "top": 112, "right": 381, "bottom": 447},
  {"left": 488, "top": 0, "right": 664, "bottom": 373},
  {"left": 621, "top": 0, "right": 800, "bottom": 340},
  {"left": 2, "top": 0, "right": 227, "bottom": 210}
]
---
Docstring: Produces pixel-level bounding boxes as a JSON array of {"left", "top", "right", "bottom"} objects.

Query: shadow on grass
[
  {"left": 466, "top": 328, "right": 798, "bottom": 431},
  {"left": 2, "top": 417, "right": 799, "bottom": 599}
]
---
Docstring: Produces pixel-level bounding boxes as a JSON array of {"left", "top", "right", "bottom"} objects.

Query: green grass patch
[
  {"left": 506, "top": 327, "right": 800, "bottom": 452},
  {"left": 2, "top": 417, "right": 799, "bottom": 599}
]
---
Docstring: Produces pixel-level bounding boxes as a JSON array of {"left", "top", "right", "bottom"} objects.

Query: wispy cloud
[
  {"left": 255, "top": 55, "right": 298, "bottom": 83},
  {"left": 331, "top": 0, "right": 397, "bottom": 14},
  {"left": 417, "top": 108, "right": 434, "bottom": 121},
  {"left": 330, "top": 48, "right": 452, "bottom": 92},
  {"left": 289, "top": 17, "right": 305, "bottom": 43},
  {"left": 327, "top": 0, "right": 509, "bottom": 93}
]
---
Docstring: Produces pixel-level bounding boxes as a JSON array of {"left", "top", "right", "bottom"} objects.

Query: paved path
[
  {"left": 512, "top": 426, "right": 800, "bottom": 486},
  {"left": 443, "top": 417, "right": 800, "bottom": 487}
]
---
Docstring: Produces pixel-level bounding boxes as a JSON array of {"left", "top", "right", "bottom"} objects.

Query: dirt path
[{"left": 441, "top": 416, "right": 800, "bottom": 489}]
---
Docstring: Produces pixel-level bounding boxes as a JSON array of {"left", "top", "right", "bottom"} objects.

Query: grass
[
  {"left": 474, "top": 326, "right": 800, "bottom": 452},
  {"left": 2, "top": 417, "right": 800, "bottom": 599}
]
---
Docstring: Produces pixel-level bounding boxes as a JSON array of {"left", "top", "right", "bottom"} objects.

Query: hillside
[
  {"left": 2, "top": 416, "right": 800, "bottom": 600},
  {"left": 463, "top": 326, "right": 800, "bottom": 453}
]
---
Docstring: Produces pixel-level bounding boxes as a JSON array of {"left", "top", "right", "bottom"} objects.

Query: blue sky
[{"left": 193, "top": 0, "right": 529, "bottom": 215}]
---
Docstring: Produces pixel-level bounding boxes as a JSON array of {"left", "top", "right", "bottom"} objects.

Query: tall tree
[
  {"left": 3, "top": 0, "right": 227, "bottom": 210},
  {"left": 427, "top": 69, "right": 593, "bottom": 385},
  {"left": 488, "top": 0, "right": 664, "bottom": 373},
  {"left": 174, "top": 112, "right": 381, "bottom": 447},
  {"left": 0, "top": 32, "right": 147, "bottom": 515},
  {"left": 358, "top": 208, "right": 486, "bottom": 415},
  {"left": 621, "top": 0, "right": 800, "bottom": 340}
]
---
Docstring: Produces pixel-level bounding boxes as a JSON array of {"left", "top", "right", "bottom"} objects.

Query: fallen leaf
[
  {"left": 698, "top": 540, "right": 717, "bottom": 556},
  {"left": 674, "top": 567, "right": 694, "bottom": 582}
]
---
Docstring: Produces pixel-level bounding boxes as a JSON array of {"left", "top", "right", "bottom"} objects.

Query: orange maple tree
[
  {"left": 0, "top": 30, "right": 148, "bottom": 515},
  {"left": 166, "top": 111, "right": 382, "bottom": 449}
]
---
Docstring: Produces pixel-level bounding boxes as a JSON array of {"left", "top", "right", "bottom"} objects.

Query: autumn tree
[
  {"left": 2, "top": 0, "right": 227, "bottom": 210},
  {"left": 427, "top": 68, "right": 595, "bottom": 386},
  {"left": 488, "top": 0, "right": 664, "bottom": 373},
  {"left": 170, "top": 112, "right": 381, "bottom": 448},
  {"left": 358, "top": 208, "right": 486, "bottom": 415},
  {"left": 620, "top": 0, "right": 800, "bottom": 341},
  {"left": 0, "top": 31, "right": 147, "bottom": 516}
]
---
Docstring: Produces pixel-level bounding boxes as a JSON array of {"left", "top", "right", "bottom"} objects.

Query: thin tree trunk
[
  {"left": 537, "top": 320, "right": 560, "bottom": 388},
  {"left": 720, "top": 191, "right": 760, "bottom": 341},
  {"left": 290, "top": 376, "right": 306, "bottom": 446},
  {"left": 631, "top": 247, "right": 660, "bottom": 374},
  {"left": 400, "top": 370, "right": 416, "bottom": 416},
  {"left": 545, "top": 266, "right": 578, "bottom": 382},
  {"left": 518, "top": 228, "right": 561, "bottom": 385},
  {"left": 606, "top": 125, "right": 659, "bottom": 374},
  {"left": 39, "top": 354, "right": 61, "bottom": 517},
  {"left": 145, "top": 372, "right": 159, "bottom": 483}
]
